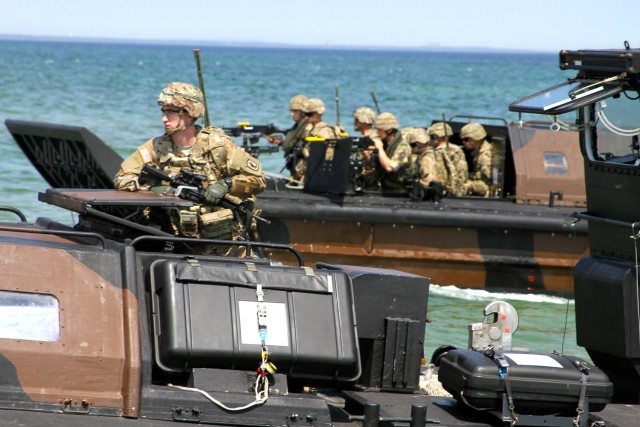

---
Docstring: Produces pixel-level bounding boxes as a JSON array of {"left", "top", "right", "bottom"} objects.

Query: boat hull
[{"left": 258, "top": 188, "right": 588, "bottom": 293}]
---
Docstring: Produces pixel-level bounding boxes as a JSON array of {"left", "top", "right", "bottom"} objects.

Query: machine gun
[
  {"left": 140, "top": 164, "right": 270, "bottom": 225},
  {"left": 223, "top": 122, "right": 286, "bottom": 158},
  {"left": 223, "top": 122, "right": 286, "bottom": 138}
]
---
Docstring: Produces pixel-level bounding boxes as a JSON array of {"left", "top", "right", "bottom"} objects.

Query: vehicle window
[
  {"left": 590, "top": 94, "right": 640, "bottom": 164},
  {"left": 543, "top": 152, "right": 569, "bottom": 174},
  {"left": 0, "top": 291, "right": 60, "bottom": 341}
]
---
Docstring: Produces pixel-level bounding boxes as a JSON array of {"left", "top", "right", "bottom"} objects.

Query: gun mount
[{"left": 223, "top": 122, "right": 285, "bottom": 158}]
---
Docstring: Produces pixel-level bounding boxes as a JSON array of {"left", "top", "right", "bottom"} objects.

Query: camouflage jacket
[
  {"left": 415, "top": 147, "right": 438, "bottom": 187},
  {"left": 296, "top": 121, "right": 339, "bottom": 180},
  {"left": 464, "top": 140, "right": 493, "bottom": 196},
  {"left": 113, "top": 126, "right": 266, "bottom": 199},
  {"left": 281, "top": 117, "right": 309, "bottom": 155},
  {"left": 434, "top": 143, "right": 468, "bottom": 196},
  {"left": 379, "top": 132, "right": 413, "bottom": 193}
]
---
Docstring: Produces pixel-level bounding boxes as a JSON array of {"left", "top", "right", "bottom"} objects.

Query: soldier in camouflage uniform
[
  {"left": 353, "top": 107, "right": 381, "bottom": 189},
  {"left": 373, "top": 112, "right": 413, "bottom": 194},
  {"left": 460, "top": 123, "right": 493, "bottom": 197},
  {"left": 409, "top": 128, "right": 438, "bottom": 188},
  {"left": 296, "top": 98, "right": 340, "bottom": 182},
  {"left": 429, "top": 122, "right": 468, "bottom": 197},
  {"left": 267, "top": 94, "right": 310, "bottom": 181},
  {"left": 114, "top": 82, "right": 266, "bottom": 253}
]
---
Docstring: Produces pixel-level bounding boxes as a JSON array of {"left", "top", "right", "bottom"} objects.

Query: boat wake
[{"left": 430, "top": 284, "right": 573, "bottom": 305}]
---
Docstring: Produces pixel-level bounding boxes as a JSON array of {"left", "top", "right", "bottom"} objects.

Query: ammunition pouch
[
  {"left": 200, "top": 208, "right": 234, "bottom": 241},
  {"left": 178, "top": 208, "right": 200, "bottom": 238}
]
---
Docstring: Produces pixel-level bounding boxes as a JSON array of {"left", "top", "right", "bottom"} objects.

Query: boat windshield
[{"left": 510, "top": 79, "right": 627, "bottom": 115}]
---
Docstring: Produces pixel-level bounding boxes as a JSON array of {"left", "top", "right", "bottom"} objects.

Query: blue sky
[{"left": 2, "top": 0, "right": 636, "bottom": 52}]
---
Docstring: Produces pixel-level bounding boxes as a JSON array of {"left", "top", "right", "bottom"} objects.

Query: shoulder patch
[
  {"left": 138, "top": 147, "right": 153, "bottom": 163},
  {"left": 246, "top": 158, "right": 260, "bottom": 172}
]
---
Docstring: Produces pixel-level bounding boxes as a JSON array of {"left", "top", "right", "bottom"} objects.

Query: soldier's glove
[{"left": 205, "top": 178, "right": 232, "bottom": 206}]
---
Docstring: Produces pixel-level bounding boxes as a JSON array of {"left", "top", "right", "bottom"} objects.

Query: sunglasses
[
  {"left": 461, "top": 138, "right": 471, "bottom": 142},
  {"left": 304, "top": 112, "right": 315, "bottom": 117},
  {"left": 161, "top": 108, "right": 182, "bottom": 118}
]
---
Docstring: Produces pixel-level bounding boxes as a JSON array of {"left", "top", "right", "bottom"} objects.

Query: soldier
[
  {"left": 113, "top": 82, "right": 266, "bottom": 253},
  {"left": 409, "top": 127, "right": 444, "bottom": 201},
  {"left": 409, "top": 128, "right": 438, "bottom": 188},
  {"left": 267, "top": 94, "right": 309, "bottom": 181},
  {"left": 460, "top": 123, "right": 493, "bottom": 197},
  {"left": 296, "top": 98, "right": 340, "bottom": 182},
  {"left": 429, "top": 122, "right": 468, "bottom": 197},
  {"left": 353, "top": 107, "right": 381, "bottom": 189},
  {"left": 373, "top": 112, "right": 413, "bottom": 194}
]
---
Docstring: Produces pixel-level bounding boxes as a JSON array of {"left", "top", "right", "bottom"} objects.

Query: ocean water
[{"left": 0, "top": 39, "right": 588, "bottom": 360}]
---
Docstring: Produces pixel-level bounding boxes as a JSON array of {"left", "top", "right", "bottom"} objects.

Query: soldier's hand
[
  {"left": 267, "top": 135, "right": 282, "bottom": 145},
  {"left": 205, "top": 179, "right": 230, "bottom": 205}
]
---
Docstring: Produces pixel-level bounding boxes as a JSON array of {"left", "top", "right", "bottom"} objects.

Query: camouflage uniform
[
  {"left": 464, "top": 140, "right": 493, "bottom": 196},
  {"left": 114, "top": 126, "right": 265, "bottom": 240},
  {"left": 429, "top": 122, "right": 468, "bottom": 197},
  {"left": 434, "top": 144, "right": 468, "bottom": 196},
  {"left": 373, "top": 112, "right": 413, "bottom": 194},
  {"left": 381, "top": 133, "right": 412, "bottom": 193},
  {"left": 281, "top": 116, "right": 310, "bottom": 180},
  {"left": 295, "top": 98, "right": 339, "bottom": 181},
  {"left": 358, "top": 127, "right": 383, "bottom": 189},
  {"left": 409, "top": 129, "right": 438, "bottom": 188},
  {"left": 416, "top": 148, "right": 438, "bottom": 187},
  {"left": 352, "top": 108, "right": 381, "bottom": 190},
  {"left": 460, "top": 123, "right": 493, "bottom": 197},
  {"left": 113, "top": 82, "right": 265, "bottom": 253},
  {"left": 280, "top": 95, "right": 310, "bottom": 180}
]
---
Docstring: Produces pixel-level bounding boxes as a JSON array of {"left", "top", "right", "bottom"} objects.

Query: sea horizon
[{"left": 0, "top": 33, "right": 558, "bottom": 55}]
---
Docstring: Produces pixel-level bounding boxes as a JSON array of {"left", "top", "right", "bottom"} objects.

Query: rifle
[
  {"left": 193, "top": 49, "right": 211, "bottom": 128},
  {"left": 222, "top": 122, "right": 286, "bottom": 138},
  {"left": 140, "top": 164, "right": 270, "bottom": 225},
  {"left": 222, "top": 122, "right": 286, "bottom": 158}
]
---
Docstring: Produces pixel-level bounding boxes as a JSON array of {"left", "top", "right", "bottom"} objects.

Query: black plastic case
[
  {"left": 439, "top": 349, "right": 613, "bottom": 414},
  {"left": 149, "top": 260, "right": 360, "bottom": 387}
]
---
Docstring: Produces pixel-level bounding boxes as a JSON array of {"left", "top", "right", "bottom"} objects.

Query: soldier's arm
[
  {"left": 225, "top": 141, "right": 266, "bottom": 198},
  {"left": 113, "top": 140, "right": 156, "bottom": 191}
]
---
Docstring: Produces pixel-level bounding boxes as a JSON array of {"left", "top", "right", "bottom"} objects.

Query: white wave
[{"left": 430, "top": 284, "right": 573, "bottom": 305}]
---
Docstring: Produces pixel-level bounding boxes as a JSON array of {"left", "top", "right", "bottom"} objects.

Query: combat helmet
[
  {"left": 410, "top": 128, "right": 429, "bottom": 145},
  {"left": 428, "top": 122, "right": 452, "bottom": 138},
  {"left": 302, "top": 98, "right": 326, "bottom": 115},
  {"left": 375, "top": 112, "right": 399, "bottom": 131},
  {"left": 157, "top": 82, "right": 205, "bottom": 118},
  {"left": 353, "top": 107, "right": 376, "bottom": 124},
  {"left": 460, "top": 123, "right": 487, "bottom": 141},
  {"left": 289, "top": 94, "right": 308, "bottom": 111}
]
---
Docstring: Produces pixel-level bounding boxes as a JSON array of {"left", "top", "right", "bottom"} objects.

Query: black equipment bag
[
  {"left": 439, "top": 349, "right": 613, "bottom": 415},
  {"left": 149, "top": 259, "right": 361, "bottom": 388}
]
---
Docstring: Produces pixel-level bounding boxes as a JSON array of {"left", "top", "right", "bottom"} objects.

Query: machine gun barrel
[
  {"left": 140, "top": 164, "right": 270, "bottom": 225},
  {"left": 223, "top": 122, "right": 286, "bottom": 138}
]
